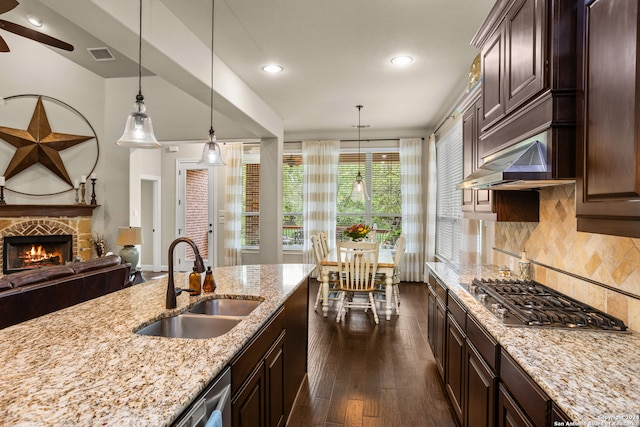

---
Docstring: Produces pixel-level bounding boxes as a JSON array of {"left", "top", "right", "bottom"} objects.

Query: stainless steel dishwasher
[{"left": 172, "top": 367, "right": 231, "bottom": 427}]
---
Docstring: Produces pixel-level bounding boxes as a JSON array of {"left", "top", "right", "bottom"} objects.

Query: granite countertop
[
  {"left": 427, "top": 262, "right": 640, "bottom": 426},
  {"left": 0, "top": 263, "right": 315, "bottom": 426}
]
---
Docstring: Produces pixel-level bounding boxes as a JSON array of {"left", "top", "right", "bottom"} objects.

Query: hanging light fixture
[
  {"left": 349, "top": 105, "right": 370, "bottom": 202},
  {"left": 117, "top": 0, "right": 160, "bottom": 149},
  {"left": 199, "top": 0, "right": 226, "bottom": 166}
]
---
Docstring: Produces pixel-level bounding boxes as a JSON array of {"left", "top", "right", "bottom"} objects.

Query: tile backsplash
[{"left": 492, "top": 183, "right": 640, "bottom": 332}]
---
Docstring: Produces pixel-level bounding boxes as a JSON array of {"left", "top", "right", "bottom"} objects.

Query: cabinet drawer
[
  {"left": 500, "top": 350, "right": 549, "bottom": 427},
  {"left": 447, "top": 294, "right": 466, "bottom": 331},
  {"left": 467, "top": 315, "right": 498, "bottom": 373},
  {"left": 232, "top": 307, "right": 285, "bottom": 393}
]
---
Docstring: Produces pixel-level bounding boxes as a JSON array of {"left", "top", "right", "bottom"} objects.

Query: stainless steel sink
[
  {"left": 136, "top": 314, "right": 241, "bottom": 339},
  {"left": 188, "top": 299, "right": 261, "bottom": 316}
]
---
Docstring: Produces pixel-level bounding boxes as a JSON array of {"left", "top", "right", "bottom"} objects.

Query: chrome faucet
[{"left": 166, "top": 237, "right": 206, "bottom": 309}]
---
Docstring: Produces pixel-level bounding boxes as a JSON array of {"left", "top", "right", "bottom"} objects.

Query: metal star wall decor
[{"left": 0, "top": 96, "right": 92, "bottom": 185}]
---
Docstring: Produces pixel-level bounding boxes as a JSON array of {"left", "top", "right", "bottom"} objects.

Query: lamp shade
[
  {"left": 350, "top": 171, "right": 369, "bottom": 202},
  {"left": 117, "top": 100, "right": 161, "bottom": 148},
  {"left": 116, "top": 226, "right": 143, "bottom": 246},
  {"left": 199, "top": 129, "right": 226, "bottom": 166}
]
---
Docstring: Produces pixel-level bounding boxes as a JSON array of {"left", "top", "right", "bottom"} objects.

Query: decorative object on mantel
[
  {"left": 343, "top": 223, "right": 372, "bottom": 241},
  {"left": 90, "top": 173, "right": 97, "bottom": 205},
  {"left": 0, "top": 94, "right": 99, "bottom": 196},
  {"left": 116, "top": 0, "right": 160, "bottom": 149},
  {"left": 80, "top": 175, "right": 86, "bottom": 204},
  {"left": 0, "top": 0, "right": 74, "bottom": 52},
  {"left": 0, "top": 175, "right": 6, "bottom": 205},
  {"left": 116, "top": 226, "right": 143, "bottom": 269},
  {"left": 198, "top": 0, "right": 226, "bottom": 166}
]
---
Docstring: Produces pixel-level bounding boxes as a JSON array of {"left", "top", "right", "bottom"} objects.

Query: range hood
[{"left": 457, "top": 131, "right": 575, "bottom": 190}]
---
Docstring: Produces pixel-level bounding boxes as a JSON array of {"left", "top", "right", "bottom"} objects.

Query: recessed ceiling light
[
  {"left": 391, "top": 56, "right": 413, "bottom": 66},
  {"left": 26, "top": 15, "right": 43, "bottom": 27},
  {"left": 262, "top": 64, "right": 283, "bottom": 73}
]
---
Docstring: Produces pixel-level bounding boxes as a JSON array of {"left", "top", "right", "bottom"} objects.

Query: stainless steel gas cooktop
[{"left": 464, "top": 278, "right": 627, "bottom": 331}]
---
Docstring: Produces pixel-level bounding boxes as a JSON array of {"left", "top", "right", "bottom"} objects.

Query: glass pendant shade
[
  {"left": 117, "top": 97, "right": 160, "bottom": 148},
  {"left": 350, "top": 171, "right": 369, "bottom": 202},
  {"left": 199, "top": 128, "right": 226, "bottom": 166}
]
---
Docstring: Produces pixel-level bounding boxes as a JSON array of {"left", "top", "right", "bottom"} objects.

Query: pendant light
[
  {"left": 117, "top": 0, "right": 160, "bottom": 149},
  {"left": 199, "top": 0, "right": 226, "bottom": 166},
  {"left": 349, "top": 105, "right": 369, "bottom": 202}
]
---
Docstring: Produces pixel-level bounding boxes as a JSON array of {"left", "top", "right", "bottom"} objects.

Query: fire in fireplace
[{"left": 3, "top": 235, "right": 73, "bottom": 274}]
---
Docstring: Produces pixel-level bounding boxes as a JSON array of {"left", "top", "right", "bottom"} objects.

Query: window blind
[{"left": 435, "top": 121, "right": 463, "bottom": 263}]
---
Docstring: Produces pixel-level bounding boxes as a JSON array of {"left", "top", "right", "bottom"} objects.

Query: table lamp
[{"left": 116, "top": 226, "right": 143, "bottom": 269}]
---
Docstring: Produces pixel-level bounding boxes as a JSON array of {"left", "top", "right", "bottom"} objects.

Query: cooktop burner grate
[{"left": 467, "top": 278, "right": 627, "bottom": 331}]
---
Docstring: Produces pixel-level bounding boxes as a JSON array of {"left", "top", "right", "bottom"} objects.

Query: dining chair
[
  {"left": 375, "top": 234, "right": 405, "bottom": 315},
  {"left": 311, "top": 234, "right": 340, "bottom": 311},
  {"left": 335, "top": 240, "right": 379, "bottom": 324},
  {"left": 318, "top": 231, "right": 330, "bottom": 256}
]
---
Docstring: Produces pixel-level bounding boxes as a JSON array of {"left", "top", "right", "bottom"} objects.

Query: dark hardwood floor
[{"left": 288, "top": 280, "right": 456, "bottom": 427}]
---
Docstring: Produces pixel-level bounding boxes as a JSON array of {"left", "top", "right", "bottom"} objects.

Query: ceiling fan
[{"left": 0, "top": 0, "right": 73, "bottom": 52}]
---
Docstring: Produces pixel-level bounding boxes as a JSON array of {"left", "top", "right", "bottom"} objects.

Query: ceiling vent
[{"left": 87, "top": 47, "right": 115, "bottom": 61}]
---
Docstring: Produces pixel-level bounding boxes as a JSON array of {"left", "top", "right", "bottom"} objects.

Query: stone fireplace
[{"left": 0, "top": 205, "right": 98, "bottom": 277}]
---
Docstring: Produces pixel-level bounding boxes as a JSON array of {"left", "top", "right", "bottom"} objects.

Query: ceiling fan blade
[
  {"left": 0, "top": 34, "right": 8, "bottom": 52},
  {"left": 0, "top": 0, "right": 19, "bottom": 15},
  {"left": 0, "top": 19, "right": 73, "bottom": 51}
]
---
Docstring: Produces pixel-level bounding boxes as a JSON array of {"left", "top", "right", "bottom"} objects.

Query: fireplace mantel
[{"left": 0, "top": 205, "right": 99, "bottom": 218}]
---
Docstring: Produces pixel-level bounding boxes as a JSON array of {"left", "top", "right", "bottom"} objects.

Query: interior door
[{"left": 176, "top": 161, "right": 215, "bottom": 272}]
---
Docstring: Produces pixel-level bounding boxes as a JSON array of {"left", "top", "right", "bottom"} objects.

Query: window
[
  {"left": 244, "top": 147, "right": 402, "bottom": 250},
  {"left": 242, "top": 148, "right": 260, "bottom": 247},
  {"left": 336, "top": 151, "right": 401, "bottom": 246},
  {"left": 282, "top": 154, "right": 303, "bottom": 247},
  {"left": 435, "top": 122, "right": 463, "bottom": 263}
]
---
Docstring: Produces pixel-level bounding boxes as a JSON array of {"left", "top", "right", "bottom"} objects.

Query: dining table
[{"left": 319, "top": 245, "right": 396, "bottom": 320}]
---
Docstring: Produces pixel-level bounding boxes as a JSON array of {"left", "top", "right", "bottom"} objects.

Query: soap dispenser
[
  {"left": 518, "top": 251, "right": 531, "bottom": 281},
  {"left": 189, "top": 265, "right": 201, "bottom": 295},
  {"left": 203, "top": 266, "right": 216, "bottom": 293}
]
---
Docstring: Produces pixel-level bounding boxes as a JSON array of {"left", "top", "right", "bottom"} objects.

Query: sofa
[{"left": 0, "top": 255, "right": 131, "bottom": 329}]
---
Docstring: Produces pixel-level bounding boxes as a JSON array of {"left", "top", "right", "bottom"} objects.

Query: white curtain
[
  {"left": 224, "top": 143, "right": 243, "bottom": 266},
  {"left": 400, "top": 138, "right": 425, "bottom": 282},
  {"left": 425, "top": 134, "right": 437, "bottom": 267},
  {"left": 302, "top": 140, "right": 340, "bottom": 267}
]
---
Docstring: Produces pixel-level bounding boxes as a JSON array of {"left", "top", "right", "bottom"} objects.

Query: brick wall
[{"left": 185, "top": 169, "right": 209, "bottom": 260}]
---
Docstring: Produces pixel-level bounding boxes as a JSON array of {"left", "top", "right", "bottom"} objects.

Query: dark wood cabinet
[
  {"left": 576, "top": 0, "right": 640, "bottom": 238},
  {"left": 471, "top": 0, "right": 577, "bottom": 177},
  {"left": 497, "top": 384, "right": 534, "bottom": 427},
  {"left": 462, "top": 93, "right": 493, "bottom": 217},
  {"left": 503, "top": 0, "right": 546, "bottom": 114},
  {"left": 445, "top": 312, "right": 466, "bottom": 425},
  {"left": 480, "top": 0, "right": 546, "bottom": 130},
  {"left": 551, "top": 402, "right": 571, "bottom": 424},
  {"left": 265, "top": 332, "right": 286, "bottom": 427},
  {"left": 232, "top": 278, "right": 309, "bottom": 427},
  {"left": 466, "top": 344, "right": 496, "bottom": 427},
  {"left": 499, "top": 349, "right": 550, "bottom": 427},
  {"left": 283, "top": 278, "right": 309, "bottom": 417},
  {"left": 233, "top": 362, "right": 266, "bottom": 427},
  {"left": 460, "top": 89, "right": 539, "bottom": 222},
  {"left": 427, "top": 275, "right": 447, "bottom": 381},
  {"left": 232, "top": 324, "right": 287, "bottom": 427},
  {"left": 428, "top": 270, "right": 575, "bottom": 427}
]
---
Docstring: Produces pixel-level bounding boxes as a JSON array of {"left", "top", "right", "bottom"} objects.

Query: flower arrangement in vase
[{"left": 343, "top": 223, "right": 372, "bottom": 241}]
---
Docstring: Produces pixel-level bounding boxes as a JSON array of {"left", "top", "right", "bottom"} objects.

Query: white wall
[{"left": 0, "top": 33, "right": 129, "bottom": 252}]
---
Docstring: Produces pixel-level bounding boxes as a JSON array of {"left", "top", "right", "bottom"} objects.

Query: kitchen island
[
  {"left": 428, "top": 262, "right": 640, "bottom": 426},
  {"left": 0, "top": 263, "right": 314, "bottom": 426}
]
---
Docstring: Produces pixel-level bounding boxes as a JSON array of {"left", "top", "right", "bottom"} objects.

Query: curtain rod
[{"left": 284, "top": 137, "right": 424, "bottom": 144}]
